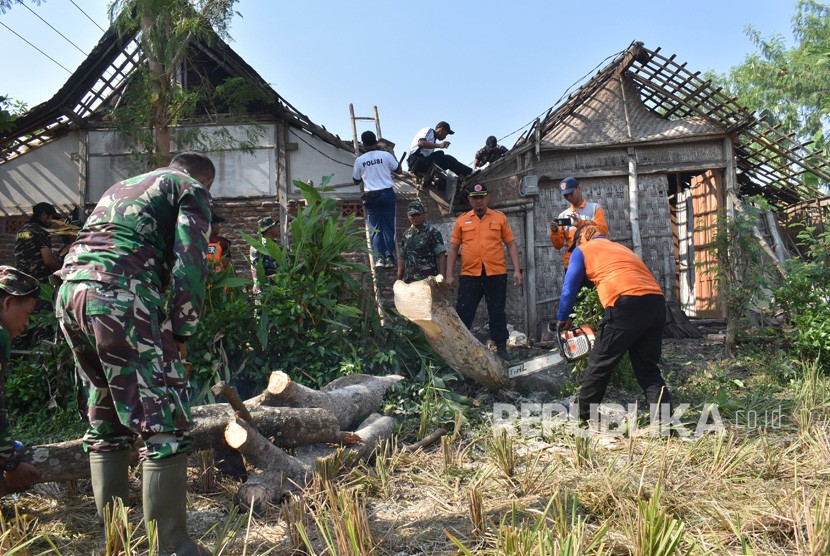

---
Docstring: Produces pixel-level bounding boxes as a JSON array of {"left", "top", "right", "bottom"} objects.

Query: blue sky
[{"left": 1, "top": 0, "right": 797, "bottom": 164}]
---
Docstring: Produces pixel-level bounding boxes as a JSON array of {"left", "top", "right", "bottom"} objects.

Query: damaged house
[
  {"left": 0, "top": 21, "right": 364, "bottom": 272},
  {"left": 425, "top": 41, "right": 830, "bottom": 340}
]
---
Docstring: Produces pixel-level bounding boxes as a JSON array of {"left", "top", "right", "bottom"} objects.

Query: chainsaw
[{"left": 552, "top": 323, "right": 596, "bottom": 363}]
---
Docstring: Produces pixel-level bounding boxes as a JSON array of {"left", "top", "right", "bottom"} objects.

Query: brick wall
[
  {"left": 0, "top": 196, "right": 412, "bottom": 308},
  {"left": 212, "top": 196, "right": 371, "bottom": 275},
  {"left": 0, "top": 216, "right": 30, "bottom": 266}
]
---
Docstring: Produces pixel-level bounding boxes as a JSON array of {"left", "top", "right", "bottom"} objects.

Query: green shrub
[
  {"left": 776, "top": 224, "right": 830, "bottom": 371},
  {"left": 10, "top": 176, "right": 455, "bottom": 441},
  {"left": 6, "top": 315, "right": 83, "bottom": 443}
]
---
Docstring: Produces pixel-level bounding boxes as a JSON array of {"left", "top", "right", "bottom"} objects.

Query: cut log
[
  {"left": 21, "top": 439, "right": 138, "bottom": 483},
  {"left": 295, "top": 413, "right": 397, "bottom": 466},
  {"left": 259, "top": 371, "right": 404, "bottom": 430},
  {"left": 225, "top": 417, "right": 311, "bottom": 513},
  {"left": 190, "top": 404, "right": 347, "bottom": 449},
  {"left": 393, "top": 276, "right": 509, "bottom": 390}
]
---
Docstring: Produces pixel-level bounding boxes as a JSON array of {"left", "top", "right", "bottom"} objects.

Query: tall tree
[
  {"left": 0, "top": 96, "right": 27, "bottom": 134},
  {"left": 108, "top": 0, "right": 241, "bottom": 166},
  {"left": 718, "top": 1, "right": 830, "bottom": 151},
  {"left": 0, "top": 0, "right": 42, "bottom": 13}
]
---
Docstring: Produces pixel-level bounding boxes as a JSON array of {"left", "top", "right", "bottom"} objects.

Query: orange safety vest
[{"left": 206, "top": 242, "right": 223, "bottom": 271}]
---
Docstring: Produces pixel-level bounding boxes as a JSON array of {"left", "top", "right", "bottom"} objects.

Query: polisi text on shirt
[{"left": 362, "top": 158, "right": 384, "bottom": 168}]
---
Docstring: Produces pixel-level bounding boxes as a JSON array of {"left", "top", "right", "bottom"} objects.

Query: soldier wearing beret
[
  {"left": 0, "top": 266, "right": 43, "bottom": 495},
  {"left": 397, "top": 200, "right": 447, "bottom": 283}
]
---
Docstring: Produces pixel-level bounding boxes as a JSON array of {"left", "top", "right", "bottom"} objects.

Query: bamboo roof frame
[
  {"left": 512, "top": 41, "right": 829, "bottom": 207},
  {"left": 0, "top": 23, "right": 354, "bottom": 164}
]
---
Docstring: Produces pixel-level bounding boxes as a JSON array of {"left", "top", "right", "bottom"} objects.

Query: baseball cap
[
  {"left": 486, "top": 135, "right": 497, "bottom": 148},
  {"left": 258, "top": 216, "right": 277, "bottom": 232},
  {"left": 0, "top": 266, "right": 40, "bottom": 298},
  {"left": 435, "top": 121, "right": 455, "bottom": 135},
  {"left": 466, "top": 183, "right": 488, "bottom": 196},
  {"left": 560, "top": 176, "right": 579, "bottom": 195},
  {"left": 407, "top": 201, "right": 426, "bottom": 215}
]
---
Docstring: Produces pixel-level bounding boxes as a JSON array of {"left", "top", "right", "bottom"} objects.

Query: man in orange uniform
[
  {"left": 446, "top": 183, "right": 522, "bottom": 361},
  {"left": 549, "top": 176, "right": 608, "bottom": 268},
  {"left": 556, "top": 226, "right": 671, "bottom": 427}
]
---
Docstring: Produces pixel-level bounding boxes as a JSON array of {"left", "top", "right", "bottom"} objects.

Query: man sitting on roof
[
  {"left": 407, "top": 121, "right": 473, "bottom": 178},
  {"left": 473, "top": 136, "right": 508, "bottom": 168}
]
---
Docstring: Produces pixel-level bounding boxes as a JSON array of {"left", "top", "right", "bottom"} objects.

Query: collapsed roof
[
  {"left": 504, "top": 41, "right": 829, "bottom": 207},
  {"left": 0, "top": 22, "right": 353, "bottom": 164}
]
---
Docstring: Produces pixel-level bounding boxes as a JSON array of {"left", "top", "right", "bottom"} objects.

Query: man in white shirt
[
  {"left": 353, "top": 130, "right": 402, "bottom": 268},
  {"left": 407, "top": 121, "right": 473, "bottom": 178}
]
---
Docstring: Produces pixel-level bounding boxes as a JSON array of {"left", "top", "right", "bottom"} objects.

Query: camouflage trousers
[{"left": 55, "top": 280, "right": 193, "bottom": 459}]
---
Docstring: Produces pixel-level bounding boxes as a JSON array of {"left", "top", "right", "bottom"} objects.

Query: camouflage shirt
[
  {"left": 474, "top": 145, "right": 508, "bottom": 167},
  {"left": 0, "top": 323, "right": 13, "bottom": 462},
  {"left": 14, "top": 221, "right": 52, "bottom": 283},
  {"left": 400, "top": 223, "right": 447, "bottom": 283},
  {"left": 59, "top": 167, "right": 211, "bottom": 339},
  {"left": 250, "top": 240, "right": 278, "bottom": 293}
]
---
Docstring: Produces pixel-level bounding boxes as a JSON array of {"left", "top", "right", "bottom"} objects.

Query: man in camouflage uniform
[
  {"left": 250, "top": 215, "right": 279, "bottom": 295},
  {"left": 473, "top": 136, "right": 508, "bottom": 169},
  {"left": 0, "top": 267, "right": 43, "bottom": 496},
  {"left": 55, "top": 152, "right": 215, "bottom": 556},
  {"left": 397, "top": 201, "right": 447, "bottom": 283},
  {"left": 14, "top": 202, "right": 61, "bottom": 284},
  {"left": 13, "top": 202, "right": 61, "bottom": 348}
]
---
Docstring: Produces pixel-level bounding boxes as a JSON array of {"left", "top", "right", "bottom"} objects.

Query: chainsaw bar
[{"left": 507, "top": 351, "right": 565, "bottom": 379}]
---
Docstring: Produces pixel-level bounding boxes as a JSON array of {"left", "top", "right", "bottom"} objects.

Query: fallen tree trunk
[
  {"left": 295, "top": 413, "right": 397, "bottom": 465},
  {"left": 21, "top": 439, "right": 136, "bottom": 483},
  {"left": 259, "top": 371, "right": 404, "bottom": 429},
  {"left": 21, "top": 405, "right": 349, "bottom": 484},
  {"left": 190, "top": 404, "right": 349, "bottom": 450},
  {"left": 225, "top": 417, "right": 311, "bottom": 513},
  {"left": 393, "top": 276, "right": 509, "bottom": 390},
  {"left": 211, "top": 381, "right": 256, "bottom": 425}
]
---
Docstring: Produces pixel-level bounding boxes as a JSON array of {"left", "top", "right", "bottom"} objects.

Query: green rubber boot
[
  {"left": 89, "top": 450, "right": 132, "bottom": 553},
  {"left": 142, "top": 453, "right": 211, "bottom": 556}
]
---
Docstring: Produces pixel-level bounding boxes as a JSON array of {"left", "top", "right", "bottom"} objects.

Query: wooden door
[{"left": 689, "top": 170, "right": 722, "bottom": 317}]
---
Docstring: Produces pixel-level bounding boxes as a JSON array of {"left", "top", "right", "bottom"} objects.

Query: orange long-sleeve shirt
[
  {"left": 450, "top": 208, "right": 515, "bottom": 276},
  {"left": 549, "top": 199, "right": 608, "bottom": 267},
  {"left": 557, "top": 237, "right": 663, "bottom": 320}
]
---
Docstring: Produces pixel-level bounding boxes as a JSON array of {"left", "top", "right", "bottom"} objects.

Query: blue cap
[{"left": 559, "top": 176, "right": 579, "bottom": 195}]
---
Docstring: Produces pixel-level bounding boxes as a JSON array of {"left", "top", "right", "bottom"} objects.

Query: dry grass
[{"left": 4, "top": 340, "right": 830, "bottom": 555}]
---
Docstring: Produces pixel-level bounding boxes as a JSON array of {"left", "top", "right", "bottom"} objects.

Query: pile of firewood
[{"left": 20, "top": 371, "right": 404, "bottom": 513}]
